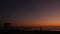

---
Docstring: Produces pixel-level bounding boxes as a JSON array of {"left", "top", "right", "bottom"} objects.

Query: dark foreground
[
  {"left": 0, "top": 23, "right": 60, "bottom": 34},
  {"left": 0, "top": 30, "right": 60, "bottom": 34}
]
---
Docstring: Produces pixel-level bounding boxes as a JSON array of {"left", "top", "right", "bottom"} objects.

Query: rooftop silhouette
[{"left": 4, "top": 23, "right": 10, "bottom": 28}]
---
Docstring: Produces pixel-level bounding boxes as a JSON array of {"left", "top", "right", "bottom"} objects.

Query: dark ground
[{"left": 0, "top": 30, "right": 60, "bottom": 34}]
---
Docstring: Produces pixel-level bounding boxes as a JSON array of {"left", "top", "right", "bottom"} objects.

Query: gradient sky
[{"left": 0, "top": 0, "right": 60, "bottom": 26}]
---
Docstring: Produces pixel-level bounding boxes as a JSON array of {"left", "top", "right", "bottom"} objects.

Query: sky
[{"left": 0, "top": 0, "right": 60, "bottom": 26}]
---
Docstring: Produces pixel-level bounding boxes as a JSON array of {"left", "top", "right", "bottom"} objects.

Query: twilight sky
[{"left": 0, "top": 0, "right": 60, "bottom": 26}]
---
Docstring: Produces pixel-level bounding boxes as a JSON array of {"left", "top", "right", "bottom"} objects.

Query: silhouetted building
[
  {"left": 40, "top": 27, "right": 41, "bottom": 31},
  {"left": 16, "top": 27, "right": 20, "bottom": 32},
  {"left": 4, "top": 23, "right": 10, "bottom": 28}
]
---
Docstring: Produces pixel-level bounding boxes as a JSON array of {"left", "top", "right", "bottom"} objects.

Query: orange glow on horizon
[
  {"left": 12, "top": 22, "right": 60, "bottom": 27},
  {"left": 10, "top": 16, "right": 60, "bottom": 27}
]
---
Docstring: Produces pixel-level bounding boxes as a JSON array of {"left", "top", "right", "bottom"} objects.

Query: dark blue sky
[{"left": 0, "top": 0, "right": 60, "bottom": 26}]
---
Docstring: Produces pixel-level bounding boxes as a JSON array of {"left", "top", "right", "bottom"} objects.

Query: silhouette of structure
[
  {"left": 0, "top": 22, "right": 53, "bottom": 32},
  {"left": 4, "top": 23, "right": 10, "bottom": 28}
]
